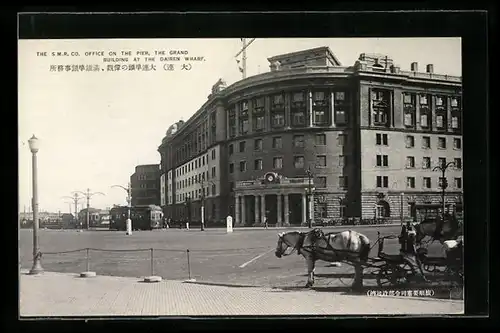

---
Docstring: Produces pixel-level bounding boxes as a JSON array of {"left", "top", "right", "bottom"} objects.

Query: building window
[
  {"left": 376, "top": 155, "right": 389, "bottom": 167},
  {"left": 406, "top": 135, "right": 415, "bottom": 148},
  {"left": 371, "top": 89, "right": 391, "bottom": 126},
  {"left": 339, "top": 155, "right": 346, "bottom": 167},
  {"left": 438, "top": 137, "right": 446, "bottom": 149},
  {"left": 454, "top": 158, "right": 462, "bottom": 169},
  {"left": 339, "top": 200, "right": 347, "bottom": 218},
  {"left": 239, "top": 119, "right": 249, "bottom": 134},
  {"left": 239, "top": 161, "right": 246, "bottom": 172},
  {"left": 212, "top": 166, "right": 216, "bottom": 178},
  {"left": 436, "top": 115, "right": 445, "bottom": 129},
  {"left": 229, "top": 163, "right": 234, "bottom": 173},
  {"left": 403, "top": 93, "right": 416, "bottom": 127},
  {"left": 454, "top": 178, "right": 462, "bottom": 189},
  {"left": 211, "top": 149, "right": 216, "bottom": 160},
  {"left": 314, "top": 110, "right": 327, "bottom": 125},
  {"left": 294, "top": 156, "right": 305, "bottom": 169},
  {"left": 335, "top": 109, "right": 347, "bottom": 125},
  {"left": 422, "top": 136, "right": 431, "bottom": 149},
  {"left": 316, "top": 176, "right": 327, "bottom": 188},
  {"left": 315, "top": 134, "right": 326, "bottom": 145},
  {"left": 423, "top": 177, "right": 431, "bottom": 189},
  {"left": 272, "top": 112, "right": 285, "bottom": 127},
  {"left": 228, "top": 107, "right": 236, "bottom": 137},
  {"left": 438, "top": 157, "right": 446, "bottom": 167},
  {"left": 422, "top": 157, "right": 431, "bottom": 169},
  {"left": 339, "top": 176, "right": 348, "bottom": 189},
  {"left": 273, "top": 157, "right": 283, "bottom": 169},
  {"left": 376, "top": 133, "right": 388, "bottom": 145},
  {"left": 453, "top": 138, "right": 462, "bottom": 149},
  {"left": 272, "top": 94, "right": 284, "bottom": 108},
  {"left": 420, "top": 114, "right": 429, "bottom": 128},
  {"left": 377, "top": 176, "right": 389, "bottom": 188},
  {"left": 451, "top": 116, "right": 459, "bottom": 129},
  {"left": 313, "top": 91, "right": 326, "bottom": 105},
  {"left": 254, "top": 159, "right": 263, "bottom": 170},
  {"left": 406, "top": 156, "right": 415, "bottom": 168},
  {"left": 253, "top": 96, "right": 265, "bottom": 113},
  {"left": 293, "top": 135, "right": 304, "bottom": 147},
  {"left": 292, "top": 110, "right": 306, "bottom": 126},
  {"left": 292, "top": 91, "right": 306, "bottom": 103},
  {"left": 272, "top": 137, "right": 282, "bottom": 149},
  {"left": 254, "top": 139, "right": 263, "bottom": 151},
  {"left": 335, "top": 91, "right": 345, "bottom": 101},
  {"left": 419, "top": 94, "right": 431, "bottom": 128},
  {"left": 239, "top": 141, "right": 246, "bottom": 152},
  {"left": 254, "top": 115, "right": 265, "bottom": 131},
  {"left": 406, "top": 177, "right": 415, "bottom": 189},
  {"left": 337, "top": 133, "right": 347, "bottom": 146},
  {"left": 316, "top": 155, "right": 327, "bottom": 168},
  {"left": 211, "top": 184, "right": 216, "bottom": 196},
  {"left": 228, "top": 144, "right": 234, "bottom": 156}
]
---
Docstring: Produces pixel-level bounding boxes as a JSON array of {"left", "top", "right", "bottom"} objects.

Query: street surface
[
  {"left": 20, "top": 270, "right": 464, "bottom": 316},
  {"left": 19, "top": 226, "right": 455, "bottom": 296}
]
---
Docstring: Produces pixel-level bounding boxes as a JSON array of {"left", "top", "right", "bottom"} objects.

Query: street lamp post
[
  {"left": 400, "top": 192, "right": 405, "bottom": 225},
  {"left": 111, "top": 184, "right": 132, "bottom": 234},
  {"left": 305, "top": 168, "right": 314, "bottom": 228},
  {"left": 28, "top": 135, "right": 43, "bottom": 275},
  {"left": 199, "top": 179, "right": 214, "bottom": 231},
  {"left": 185, "top": 195, "right": 191, "bottom": 230},
  {"left": 199, "top": 180, "right": 205, "bottom": 231},
  {"left": 74, "top": 189, "right": 105, "bottom": 230},
  {"left": 433, "top": 161, "right": 455, "bottom": 222}
]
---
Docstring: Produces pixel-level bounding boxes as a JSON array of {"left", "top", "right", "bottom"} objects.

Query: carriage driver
[{"left": 399, "top": 221, "right": 429, "bottom": 283}]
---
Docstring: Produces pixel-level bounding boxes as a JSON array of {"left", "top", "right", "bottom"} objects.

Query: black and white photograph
[{"left": 18, "top": 23, "right": 472, "bottom": 318}]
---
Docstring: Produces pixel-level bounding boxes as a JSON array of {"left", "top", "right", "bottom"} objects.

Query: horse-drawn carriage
[{"left": 274, "top": 216, "right": 463, "bottom": 290}]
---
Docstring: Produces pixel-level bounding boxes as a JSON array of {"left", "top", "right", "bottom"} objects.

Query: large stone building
[
  {"left": 130, "top": 164, "right": 161, "bottom": 206},
  {"left": 158, "top": 46, "right": 463, "bottom": 226}
]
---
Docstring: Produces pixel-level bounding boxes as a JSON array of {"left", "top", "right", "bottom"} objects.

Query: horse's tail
[{"left": 358, "top": 234, "right": 370, "bottom": 262}]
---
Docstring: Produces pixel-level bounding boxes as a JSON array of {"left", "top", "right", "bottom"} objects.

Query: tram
[{"left": 109, "top": 204, "right": 163, "bottom": 231}]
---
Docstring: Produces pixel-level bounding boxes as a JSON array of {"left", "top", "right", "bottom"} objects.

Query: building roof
[{"left": 267, "top": 46, "right": 342, "bottom": 66}]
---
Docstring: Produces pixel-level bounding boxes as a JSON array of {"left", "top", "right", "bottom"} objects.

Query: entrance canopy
[{"left": 235, "top": 172, "right": 315, "bottom": 195}]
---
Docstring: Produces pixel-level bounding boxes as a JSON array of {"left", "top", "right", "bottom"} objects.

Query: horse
[
  {"left": 274, "top": 229, "right": 371, "bottom": 290},
  {"left": 415, "top": 213, "right": 462, "bottom": 244}
]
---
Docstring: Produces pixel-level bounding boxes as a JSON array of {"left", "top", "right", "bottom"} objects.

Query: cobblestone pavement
[{"left": 19, "top": 271, "right": 464, "bottom": 317}]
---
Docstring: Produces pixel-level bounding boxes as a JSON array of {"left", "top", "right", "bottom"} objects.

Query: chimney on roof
[
  {"left": 411, "top": 62, "right": 418, "bottom": 72},
  {"left": 426, "top": 64, "right": 434, "bottom": 74}
]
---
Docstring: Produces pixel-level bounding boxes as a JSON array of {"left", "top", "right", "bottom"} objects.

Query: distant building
[{"left": 130, "top": 164, "right": 161, "bottom": 206}]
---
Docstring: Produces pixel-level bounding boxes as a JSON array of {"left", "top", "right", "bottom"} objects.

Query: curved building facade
[{"left": 158, "top": 47, "right": 463, "bottom": 227}]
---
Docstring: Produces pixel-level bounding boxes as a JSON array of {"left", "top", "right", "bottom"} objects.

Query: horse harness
[{"left": 295, "top": 229, "right": 353, "bottom": 259}]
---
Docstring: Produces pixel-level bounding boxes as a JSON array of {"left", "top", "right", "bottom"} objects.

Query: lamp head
[{"left": 28, "top": 135, "right": 39, "bottom": 153}]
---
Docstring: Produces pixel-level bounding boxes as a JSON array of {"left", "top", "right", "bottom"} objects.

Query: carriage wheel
[{"left": 376, "top": 263, "right": 413, "bottom": 287}]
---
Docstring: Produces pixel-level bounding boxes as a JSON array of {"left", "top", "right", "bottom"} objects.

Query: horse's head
[{"left": 275, "top": 231, "right": 300, "bottom": 258}]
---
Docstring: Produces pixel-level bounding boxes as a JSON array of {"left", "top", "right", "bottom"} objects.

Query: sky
[{"left": 18, "top": 37, "right": 462, "bottom": 213}]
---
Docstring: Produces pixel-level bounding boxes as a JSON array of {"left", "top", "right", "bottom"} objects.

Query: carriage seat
[{"left": 378, "top": 252, "right": 403, "bottom": 263}]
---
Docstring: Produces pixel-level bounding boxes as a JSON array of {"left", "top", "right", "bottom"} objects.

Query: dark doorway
[
  {"left": 265, "top": 194, "right": 277, "bottom": 225},
  {"left": 289, "top": 194, "right": 302, "bottom": 225}
]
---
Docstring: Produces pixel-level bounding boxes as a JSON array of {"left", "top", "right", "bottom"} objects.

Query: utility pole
[
  {"left": 111, "top": 183, "right": 132, "bottom": 234},
  {"left": 235, "top": 38, "right": 256, "bottom": 79},
  {"left": 62, "top": 193, "right": 83, "bottom": 229},
  {"left": 74, "top": 189, "right": 105, "bottom": 230},
  {"left": 305, "top": 168, "right": 314, "bottom": 228}
]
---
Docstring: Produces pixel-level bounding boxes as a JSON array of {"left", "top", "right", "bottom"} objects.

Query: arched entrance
[{"left": 375, "top": 200, "right": 391, "bottom": 218}]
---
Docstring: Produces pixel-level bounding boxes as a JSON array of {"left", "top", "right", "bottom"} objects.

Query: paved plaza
[
  {"left": 19, "top": 226, "right": 452, "bottom": 290},
  {"left": 19, "top": 270, "right": 464, "bottom": 317}
]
